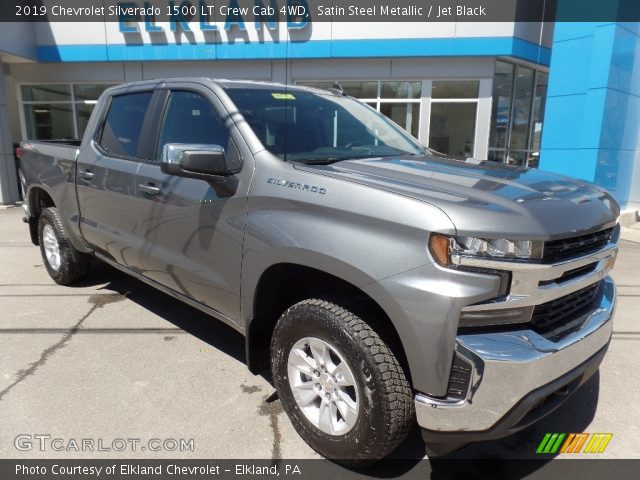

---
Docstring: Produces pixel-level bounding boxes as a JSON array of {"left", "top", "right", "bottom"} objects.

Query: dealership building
[{"left": 0, "top": 8, "right": 638, "bottom": 219}]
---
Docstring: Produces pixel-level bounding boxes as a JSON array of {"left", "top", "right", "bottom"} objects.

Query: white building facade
[{"left": 0, "top": 12, "right": 571, "bottom": 208}]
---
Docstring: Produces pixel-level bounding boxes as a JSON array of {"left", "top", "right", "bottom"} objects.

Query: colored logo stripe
[
  {"left": 560, "top": 433, "right": 589, "bottom": 453},
  {"left": 537, "top": 433, "right": 613, "bottom": 454},
  {"left": 584, "top": 433, "right": 613, "bottom": 453},
  {"left": 536, "top": 433, "right": 565, "bottom": 453}
]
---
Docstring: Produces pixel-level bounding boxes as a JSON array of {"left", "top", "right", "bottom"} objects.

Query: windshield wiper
[
  {"left": 295, "top": 158, "right": 346, "bottom": 165},
  {"left": 296, "top": 152, "right": 422, "bottom": 165}
]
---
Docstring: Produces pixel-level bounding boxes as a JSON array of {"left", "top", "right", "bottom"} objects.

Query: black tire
[
  {"left": 38, "top": 207, "right": 89, "bottom": 285},
  {"left": 271, "top": 299, "right": 414, "bottom": 464}
]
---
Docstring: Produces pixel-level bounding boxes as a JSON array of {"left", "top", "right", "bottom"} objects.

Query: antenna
[{"left": 332, "top": 81, "right": 346, "bottom": 95}]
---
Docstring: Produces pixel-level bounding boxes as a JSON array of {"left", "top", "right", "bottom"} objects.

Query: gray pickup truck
[{"left": 19, "top": 78, "right": 619, "bottom": 463}]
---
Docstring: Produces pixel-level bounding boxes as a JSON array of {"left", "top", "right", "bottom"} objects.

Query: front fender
[{"left": 240, "top": 182, "right": 454, "bottom": 324}]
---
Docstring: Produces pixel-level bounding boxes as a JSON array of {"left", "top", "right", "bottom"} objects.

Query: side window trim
[
  {"left": 139, "top": 89, "right": 170, "bottom": 162},
  {"left": 150, "top": 88, "right": 173, "bottom": 162},
  {"left": 92, "top": 95, "right": 112, "bottom": 146}
]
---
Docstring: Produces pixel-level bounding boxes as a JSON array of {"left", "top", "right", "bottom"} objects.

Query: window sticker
[{"left": 271, "top": 93, "right": 296, "bottom": 100}]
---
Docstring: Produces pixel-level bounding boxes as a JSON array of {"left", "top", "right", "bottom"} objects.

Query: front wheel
[{"left": 271, "top": 299, "right": 414, "bottom": 464}]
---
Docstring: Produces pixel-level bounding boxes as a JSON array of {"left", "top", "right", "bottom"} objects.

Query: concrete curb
[
  {"left": 0, "top": 201, "right": 22, "bottom": 210},
  {"left": 620, "top": 210, "right": 639, "bottom": 227},
  {"left": 621, "top": 227, "right": 640, "bottom": 243}
]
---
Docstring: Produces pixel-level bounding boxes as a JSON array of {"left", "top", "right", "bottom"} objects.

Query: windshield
[{"left": 225, "top": 87, "right": 426, "bottom": 163}]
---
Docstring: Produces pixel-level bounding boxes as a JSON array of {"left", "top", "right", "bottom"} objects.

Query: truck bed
[
  {"left": 19, "top": 139, "right": 83, "bottom": 248},
  {"left": 20, "top": 140, "right": 81, "bottom": 161}
]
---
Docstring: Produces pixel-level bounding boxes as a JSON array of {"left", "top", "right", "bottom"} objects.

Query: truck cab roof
[{"left": 102, "top": 78, "right": 338, "bottom": 96}]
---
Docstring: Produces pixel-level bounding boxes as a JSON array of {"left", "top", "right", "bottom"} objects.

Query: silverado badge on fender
[{"left": 267, "top": 177, "right": 327, "bottom": 194}]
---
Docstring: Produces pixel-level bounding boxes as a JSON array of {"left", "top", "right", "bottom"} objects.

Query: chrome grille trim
[{"left": 454, "top": 227, "right": 619, "bottom": 314}]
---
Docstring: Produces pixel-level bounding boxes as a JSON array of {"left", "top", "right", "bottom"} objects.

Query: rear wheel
[
  {"left": 271, "top": 299, "right": 414, "bottom": 464},
  {"left": 38, "top": 207, "right": 89, "bottom": 285}
]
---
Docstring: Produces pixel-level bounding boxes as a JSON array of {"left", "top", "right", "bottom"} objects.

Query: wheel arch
[
  {"left": 26, "top": 186, "right": 56, "bottom": 245},
  {"left": 245, "top": 262, "right": 412, "bottom": 387}
]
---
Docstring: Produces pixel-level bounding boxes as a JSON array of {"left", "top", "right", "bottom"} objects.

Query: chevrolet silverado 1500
[{"left": 19, "top": 79, "right": 619, "bottom": 462}]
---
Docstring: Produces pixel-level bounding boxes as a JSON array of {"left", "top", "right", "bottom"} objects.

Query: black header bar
[{"left": 2, "top": 0, "right": 640, "bottom": 23}]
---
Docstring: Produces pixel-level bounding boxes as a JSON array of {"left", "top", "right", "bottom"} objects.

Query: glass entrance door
[{"left": 488, "top": 61, "right": 549, "bottom": 167}]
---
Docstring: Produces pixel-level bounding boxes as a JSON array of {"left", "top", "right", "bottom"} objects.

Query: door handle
[
  {"left": 78, "top": 169, "right": 94, "bottom": 180},
  {"left": 139, "top": 184, "right": 161, "bottom": 195}
]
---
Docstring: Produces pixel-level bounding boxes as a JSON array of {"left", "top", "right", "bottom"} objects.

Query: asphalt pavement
[{"left": 0, "top": 206, "right": 638, "bottom": 462}]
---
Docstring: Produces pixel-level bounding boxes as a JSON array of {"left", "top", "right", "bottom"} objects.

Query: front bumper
[{"left": 416, "top": 276, "right": 615, "bottom": 440}]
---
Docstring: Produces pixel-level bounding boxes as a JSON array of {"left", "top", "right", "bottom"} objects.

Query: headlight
[{"left": 429, "top": 234, "right": 543, "bottom": 266}]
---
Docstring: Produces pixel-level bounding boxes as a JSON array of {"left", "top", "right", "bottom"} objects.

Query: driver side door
[{"left": 135, "top": 86, "right": 252, "bottom": 322}]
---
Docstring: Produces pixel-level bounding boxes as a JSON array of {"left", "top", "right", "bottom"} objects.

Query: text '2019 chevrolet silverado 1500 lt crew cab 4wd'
[{"left": 19, "top": 79, "right": 619, "bottom": 463}]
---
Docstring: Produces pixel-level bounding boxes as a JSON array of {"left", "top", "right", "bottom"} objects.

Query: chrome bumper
[{"left": 415, "top": 274, "right": 616, "bottom": 435}]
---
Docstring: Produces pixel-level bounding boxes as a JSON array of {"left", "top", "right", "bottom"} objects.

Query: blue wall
[
  {"left": 540, "top": 21, "right": 640, "bottom": 209},
  {"left": 37, "top": 37, "right": 551, "bottom": 65}
]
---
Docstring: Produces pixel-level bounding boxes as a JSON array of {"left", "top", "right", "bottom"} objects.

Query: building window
[
  {"left": 429, "top": 80, "right": 479, "bottom": 159},
  {"left": 297, "top": 81, "right": 421, "bottom": 138},
  {"left": 529, "top": 72, "right": 549, "bottom": 167},
  {"left": 298, "top": 79, "right": 486, "bottom": 159},
  {"left": 21, "top": 83, "right": 115, "bottom": 140},
  {"left": 488, "top": 61, "right": 548, "bottom": 167}
]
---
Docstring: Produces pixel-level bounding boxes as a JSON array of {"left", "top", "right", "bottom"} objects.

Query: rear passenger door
[
  {"left": 135, "top": 86, "right": 252, "bottom": 321},
  {"left": 76, "top": 90, "right": 154, "bottom": 268}
]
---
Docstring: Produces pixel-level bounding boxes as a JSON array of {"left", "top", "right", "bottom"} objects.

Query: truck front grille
[
  {"left": 543, "top": 227, "right": 614, "bottom": 263},
  {"left": 530, "top": 281, "right": 603, "bottom": 336},
  {"left": 458, "top": 281, "right": 604, "bottom": 339}
]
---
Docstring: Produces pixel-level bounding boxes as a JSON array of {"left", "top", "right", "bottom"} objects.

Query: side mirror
[{"left": 161, "top": 144, "right": 234, "bottom": 179}]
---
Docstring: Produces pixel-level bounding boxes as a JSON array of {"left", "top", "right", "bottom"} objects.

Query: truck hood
[{"left": 296, "top": 156, "right": 620, "bottom": 239}]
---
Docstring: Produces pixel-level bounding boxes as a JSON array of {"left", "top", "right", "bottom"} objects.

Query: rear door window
[{"left": 99, "top": 92, "right": 153, "bottom": 158}]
